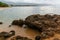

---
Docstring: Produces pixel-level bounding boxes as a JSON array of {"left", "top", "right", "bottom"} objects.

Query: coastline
[{"left": 0, "top": 7, "right": 11, "bottom": 10}]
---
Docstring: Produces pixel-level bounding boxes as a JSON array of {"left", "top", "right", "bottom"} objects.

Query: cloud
[{"left": 0, "top": 0, "right": 60, "bottom": 4}]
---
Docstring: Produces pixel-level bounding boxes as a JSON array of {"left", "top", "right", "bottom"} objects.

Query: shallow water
[{"left": 0, "top": 6, "right": 60, "bottom": 40}]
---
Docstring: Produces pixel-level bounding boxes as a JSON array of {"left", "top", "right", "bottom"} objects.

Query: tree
[{"left": 0, "top": 2, "right": 9, "bottom": 7}]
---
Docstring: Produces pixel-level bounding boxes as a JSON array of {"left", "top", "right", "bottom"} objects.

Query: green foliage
[{"left": 0, "top": 2, "right": 9, "bottom": 7}]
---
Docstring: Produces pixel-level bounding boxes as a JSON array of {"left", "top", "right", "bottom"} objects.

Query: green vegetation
[{"left": 0, "top": 2, "right": 9, "bottom": 7}]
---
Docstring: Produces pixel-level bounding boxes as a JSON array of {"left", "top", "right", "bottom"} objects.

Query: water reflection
[{"left": 32, "top": 6, "right": 40, "bottom": 14}]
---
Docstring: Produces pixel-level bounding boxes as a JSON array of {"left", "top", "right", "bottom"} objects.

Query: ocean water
[{"left": 0, "top": 6, "right": 60, "bottom": 24}]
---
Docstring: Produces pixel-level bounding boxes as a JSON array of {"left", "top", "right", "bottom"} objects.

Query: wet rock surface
[
  {"left": 35, "top": 36, "right": 41, "bottom": 40},
  {"left": 11, "top": 19, "right": 24, "bottom": 26},
  {"left": 0, "top": 30, "right": 15, "bottom": 40}
]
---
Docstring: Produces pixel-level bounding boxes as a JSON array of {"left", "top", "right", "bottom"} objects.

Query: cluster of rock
[
  {"left": 11, "top": 14, "right": 60, "bottom": 40},
  {"left": 0, "top": 30, "right": 32, "bottom": 40},
  {"left": 0, "top": 30, "right": 15, "bottom": 40}
]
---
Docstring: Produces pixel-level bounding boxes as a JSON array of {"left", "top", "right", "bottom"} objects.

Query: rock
[
  {"left": 18, "top": 19, "right": 24, "bottom": 26},
  {"left": 25, "top": 14, "right": 57, "bottom": 31},
  {"left": 40, "top": 30, "right": 54, "bottom": 39},
  {"left": 25, "top": 14, "right": 44, "bottom": 31},
  {"left": 35, "top": 36, "right": 41, "bottom": 40},
  {"left": 44, "top": 14, "right": 53, "bottom": 20},
  {"left": 55, "top": 29, "right": 60, "bottom": 34},
  {"left": 0, "top": 32, "right": 10, "bottom": 38},
  {"left": 9, "top": 25, "right": 11, "bottom": 27},
  {"left": 0, "top": 30, "right": 15, "bottom": 38},
  {"left": 9, "top": 30, "right": 15, "bottom": 36},
  {"left": 16, "top": 36, "right": 23, "bottom": 40},
  {"left": 11, "top": 36, "right": 32, "bottom": 40},
  {"left": 0, "top": 22, "right": 3, "bottom": 24},
  {"left": 11, "top": 19, "right": 24, "bottom": 26},
  {"left": 11, "top": 20, "right": 19, "bottom": 25}
]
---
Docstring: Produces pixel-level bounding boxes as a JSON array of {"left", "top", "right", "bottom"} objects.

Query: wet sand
[
  {"left": 0, "top": 23, "right": 40, "bottom": 40},
  {"left": 0, "top": 22, "right": 60, "bottom": 40}
]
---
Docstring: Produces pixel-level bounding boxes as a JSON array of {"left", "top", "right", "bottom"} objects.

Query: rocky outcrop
[
  {"left": 11, "top": 14, "right": 60, "bottom": 40},
  {"left": 25, "top": 14, "right": 60, "bottom": 39},
  {"left": 25, "top": 14, "right": 58, "bottom": 31}
]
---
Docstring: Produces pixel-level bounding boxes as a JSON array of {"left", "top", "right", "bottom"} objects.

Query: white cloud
[{"left": 1, "top": 0, "right": 60, "bottom": 4}]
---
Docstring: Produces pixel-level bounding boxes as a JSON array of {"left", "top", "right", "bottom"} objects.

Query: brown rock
[
  {"left": 25, "top": 14, "right": 57, "bottom": 31},
  {"left": 11, "top": 19, "right": 24, "bottom": 26},
  {"left": 11, "top": 36, "right": 32, "bottom": 40},
  {"left": 0, "top": 22, "right": 3, "bottom": 24}
]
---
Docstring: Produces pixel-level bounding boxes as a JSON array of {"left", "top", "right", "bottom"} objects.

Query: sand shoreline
[{"left": 0, "top": 7, "right": 11, "bottom": 10}]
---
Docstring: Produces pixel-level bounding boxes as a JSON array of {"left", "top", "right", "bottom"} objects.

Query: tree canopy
[{"left": 0, "top": 2, "right": 9, "bottom": 7}]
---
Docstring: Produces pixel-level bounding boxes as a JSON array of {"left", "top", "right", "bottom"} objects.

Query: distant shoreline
[{"left": 0, "top": 7, "right": 11, "bottom": 10}]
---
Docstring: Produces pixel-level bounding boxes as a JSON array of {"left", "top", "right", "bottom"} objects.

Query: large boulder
[{"left": 25, "top": 14, "right": 58, "bottom": 32}]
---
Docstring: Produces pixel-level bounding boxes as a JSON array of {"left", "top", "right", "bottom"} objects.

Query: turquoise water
[{"left": 0, "top": 6, "right": 60, "bottom": 24}]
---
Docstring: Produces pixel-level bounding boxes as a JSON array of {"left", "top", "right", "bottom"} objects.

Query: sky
[{"left": 0, "top": 0, "right": 60, "bottom": 4}]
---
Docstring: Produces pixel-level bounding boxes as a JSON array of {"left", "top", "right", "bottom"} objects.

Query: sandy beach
[{"left": 0, "top": 7, "right": 11, "bottom": 10}]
